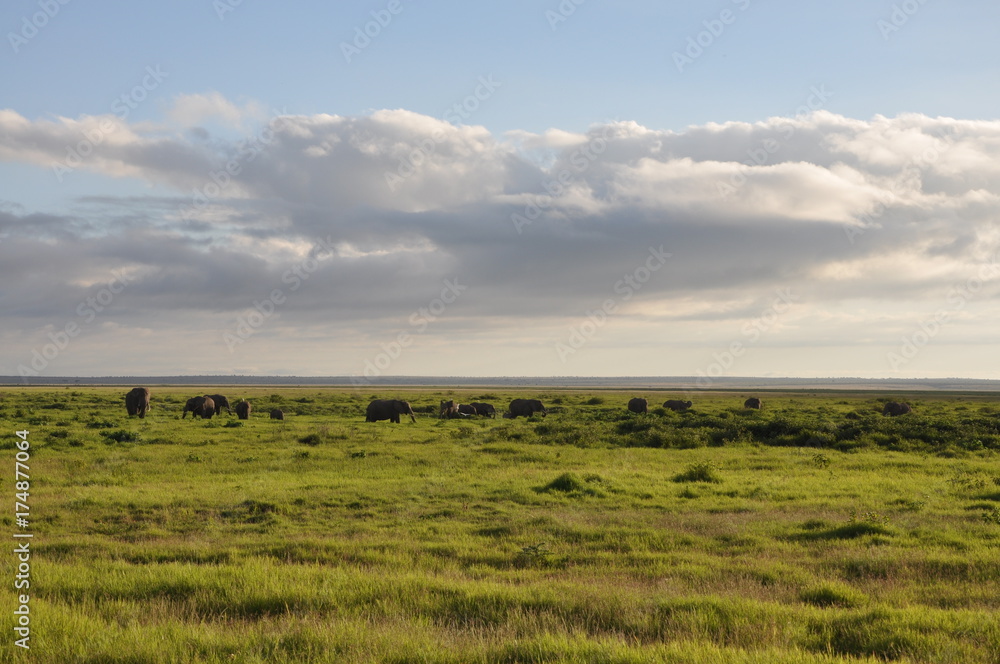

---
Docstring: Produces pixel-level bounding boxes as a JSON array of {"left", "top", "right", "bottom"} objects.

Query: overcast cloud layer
[{"left": 2, "top": 101, "right": 999, "bottom": 379}]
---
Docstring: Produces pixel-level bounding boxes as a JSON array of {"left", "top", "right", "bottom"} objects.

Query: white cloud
[
  {"left": 166, "top": 92, "right": 266, "bottom": 129},
  {"left": 3, "top": 101, "right": 1000, "bottom": 377},
  {"left": 506, "top": 127, "right": 588, "bottom": 150}
]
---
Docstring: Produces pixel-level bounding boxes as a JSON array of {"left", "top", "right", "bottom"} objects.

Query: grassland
[{"left": 1, "top": 386, "right": 999, "bottom": 663}]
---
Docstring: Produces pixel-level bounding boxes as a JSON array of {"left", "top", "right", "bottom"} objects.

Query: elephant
[
  {"left": 206, "top": 394, "right": 232, "bottom": 416},
  {"left": 366, "top": 399, "right": 416, "bottom": 423},
  {"left": 882, "top": 402, "right": 912, "bottom": 417},
  {"left": 270, "top": 409, "right": 284, "bottom": 420},
  {"left": 663, "top": 399, "right": 692, "bottom": 412},
  {"left": 470, "top": 402, "right": 496, "bottom": 418},
  {"left": 182, "top": 396, "right": 215, "bottom": 419},
  {"left": 503, "top": 398, "right": 546, "bottom": 419},
  {"left": 458, "top": 403, "right": 477, "bottom": 416},
  {"left": 234, "top": 400, "right": 252, "bottom": 420},
  {"left": 124, "top": 387, "right": 150, "bottom": 418},
  {"left": 627, "top": 398, "right": 648, "bottom": 414},
  {"left": 744, "top": 397, "right": 762, "bottom": 410},
  {"left": 439, "top": 400, "right": 460, "bottom": 418}
]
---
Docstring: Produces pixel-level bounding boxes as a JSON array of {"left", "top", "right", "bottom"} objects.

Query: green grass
[{"left": 1, "top": 386, "right": 999, "bottom": 662}]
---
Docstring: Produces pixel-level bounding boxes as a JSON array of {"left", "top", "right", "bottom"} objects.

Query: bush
[
  {"left": 298, "top": 433, "right": 323, "bottom": 446},
  {"left": 538, "top": 472, "right": 604, "bottom": 497},
  {"left": 101, "top": 430, "right": 142, "bottom": 444},
  {"left": 673, "top": 462, "right": 722, "bottom": 483}
]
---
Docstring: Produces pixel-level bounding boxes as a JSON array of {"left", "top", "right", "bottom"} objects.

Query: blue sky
[
  {"left": 8, "top": 1, "right": 996, "bottom": 133},
  {"left": 2, "top": 0, "right": 1000, "bottom": 379}
]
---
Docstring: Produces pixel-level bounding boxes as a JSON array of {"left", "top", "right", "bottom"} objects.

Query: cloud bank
[{"left": 2, "top": 101, "right": 999, "bottom": 378}]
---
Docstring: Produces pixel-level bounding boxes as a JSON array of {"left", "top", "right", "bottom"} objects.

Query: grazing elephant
[
  {"left": 882, "top": 402, "right": 911, "bottom": 417},
  {"left": 627, "top": 398, "right": 648, "bottom": 414},
  {"left": 182, "top": 396, "right": 215, "bottom": 419},
  {"left": 744, "top": 397, "right": 763, "bottom": 410},
  {"left": 234, "top": 400, "right": 251, "bottom": 420},
  {"left": 206, "top": 394, "right": 232, "bottom": 416},
  {"left": 439, "top": 400, "right": 460, "bottom": 419},
  {"left": 124, "top": 387, "right": 150, "bottom": 418},
  {"left": 270, "top": 408, "right": 284, "bottom": 420},
  {"left": 470, "top": 402, "right": 496, "bottom": 418},
  {"left": 366, "top": 399, "right": 416, "bottom": 423},
  {"left": 663, "top": 399, "right": 692, "bottom": 412},
  {"left": 503, "top": 398, "right": 546, "bottom": 419},
  {"left": 458, "top": 403, "right": 477, "bottom": 416}
]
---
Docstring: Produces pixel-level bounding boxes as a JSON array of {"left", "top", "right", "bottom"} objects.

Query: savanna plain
[{"left": 2, "top": 386, "right": 1000, "bottom": 664}]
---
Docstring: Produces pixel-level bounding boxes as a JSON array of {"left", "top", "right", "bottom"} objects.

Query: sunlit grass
[{"left": 1, "top": 386, "right": 999, "bottom": 662}]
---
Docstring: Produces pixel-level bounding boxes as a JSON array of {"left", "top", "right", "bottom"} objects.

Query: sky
[{"left": 2, "top": 0, "right": 1000, "bottom": 380}]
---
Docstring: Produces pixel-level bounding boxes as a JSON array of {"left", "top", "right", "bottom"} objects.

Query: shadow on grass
[{"left": 789, "top": 522, "right": 894, "bottom": 541}]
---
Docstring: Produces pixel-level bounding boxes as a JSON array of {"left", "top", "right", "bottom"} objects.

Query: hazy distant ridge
[{"left": 4, "top": 376, "right": 1000, "bottom": 392}]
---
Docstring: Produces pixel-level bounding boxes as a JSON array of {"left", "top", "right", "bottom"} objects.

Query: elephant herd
[
  {"left": 626, "top": 397, "right": 754, "bottom": 414},
  {"left": 124, "top": 388, "right": 547, "bottom": 424},
  {"left": 123, "top": 388, "right": 284, "bottom": 421},
  {"left": 438, "top": 400, "right": 497, "bottom": 419},
  {"left": 365, "top": 397, "right": 547, "bottom": 423},
  {"left": 626, "top": 396, "right": 912, "bottom": 417},
  {"left": 124, "top": 387, "right": 914, "bottom": 423},
  {"left": 180, "top": 394, "right": 284, "bottom": 421}
]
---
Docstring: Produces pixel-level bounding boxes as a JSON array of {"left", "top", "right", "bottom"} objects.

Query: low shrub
[
  {"left": 100, "top": 430, "right": 142, "bottom": 443},
  {"left": 538, "top": 472, "right": 604, "bottom": 497},
  {"left": 298, "top": 433, "right": 323, "bottom": 446},
  {"left": 673, "top": 462, "right": 722, "bottom": 483}
]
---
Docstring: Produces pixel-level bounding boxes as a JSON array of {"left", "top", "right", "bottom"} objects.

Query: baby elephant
[
  {"left": 234, "top": 400, "right": 252, "bottom": 420},
  {"left": 182, "top": 396, "right": 215, "bottom": 419},
  {"left": 882, "top": 402, "right": 911, "bottom": 417},
  {"left": 627, "top": 398, "right": 648, "bottom": 414}
]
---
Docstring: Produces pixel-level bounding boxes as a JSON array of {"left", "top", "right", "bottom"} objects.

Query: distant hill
[{"left": 3, "top": 375, "right": 1000, "bottom": 392}]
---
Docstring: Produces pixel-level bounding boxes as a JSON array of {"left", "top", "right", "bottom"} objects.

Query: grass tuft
[
  {"left": 673, "top": 461, "right": 723, "bottom": 483},
  {"left": 538, "top": 472, "right": 604, "bottom": 497},
  {"left": 101, "top": 429, "right": 142, "bottom": 443},
  {"left": 800, "top": 582, "right": 868, "bottom": 608}
]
